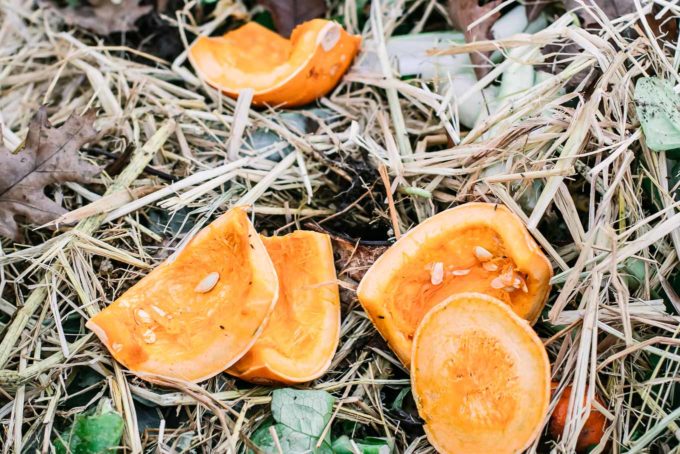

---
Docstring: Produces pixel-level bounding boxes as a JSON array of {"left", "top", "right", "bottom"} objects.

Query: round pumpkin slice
[
  {"left": 357, "top": 202, "right": 552, "bottom": 366},
  {"left": 188, "top": 19, "right": 361, "bottom": 107},
  {"left": 228, "top": 231, "right": 340, "bottom": 384},
  {"left": 412, "top": 292, "right": 551, "bottom": 454},
  {"left": 86, "top": 207, "right": 278, "bottom": 383}
]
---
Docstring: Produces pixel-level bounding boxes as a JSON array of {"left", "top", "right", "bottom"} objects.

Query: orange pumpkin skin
[
  {"left": 228, "top": 231, "right": 340, "bottom": 384},
  {"left": 549, "top": 384, "right": 607, "bottom": 452},
  {"left": 357, "top": 202, "right": 553, "bottom": 366},
  {"left": 411, "top": 293, "right": 551, "bottom": 454},
  {"left": 188, "top": 20, "right": 361, "bottom": 107},
  {"left": 86, "top": 207, "right": 279, "bottom": 383}
]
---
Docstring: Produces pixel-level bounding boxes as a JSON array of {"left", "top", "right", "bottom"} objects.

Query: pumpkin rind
[
  {"left": 86, "top": 207, "right": 279, "bottom": 383},
  {"left": 188, "top": 19, "right": 361, "bottom": 107},
  {"left": 357, "top": 202, "right": 552, "bottom": 366},
  {"left": 549, "top": 384, "right": 607, "bottom": 452},
  {"left": 411, "top": 292, "right": 551, "bottom": 454},
  {"left": 228, "top": 231, "right": 340, "bottom": 384}
]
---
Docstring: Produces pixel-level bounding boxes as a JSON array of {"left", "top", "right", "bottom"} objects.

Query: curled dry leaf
[
  {"left": 331, "top": 236, "right": 388, "bottom": 283},
  {"left": 447, "top": 0, "right": 503, "bottom": 79},
  {"left": 0, "top": 108, "right": 101, "bottom": 242},
  {"left": 256, "top": 0, "right": 327, "bottom": 37},
  {"left": 41, "top": 0, "right": 153, "bottom": 36}
]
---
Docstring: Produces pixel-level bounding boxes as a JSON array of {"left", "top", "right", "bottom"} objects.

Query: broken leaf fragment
[
  {"left": 54, "top": 399, "right": 124, "bottom": 454},
  {"left": 188, "top": 19, "right": 361, "bottom": 107},
  {"left": 634, "top": 77, "right": 680, "bottom": 152}
]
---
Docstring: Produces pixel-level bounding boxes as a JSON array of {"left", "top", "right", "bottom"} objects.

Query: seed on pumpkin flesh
[
  {"left": 142, "top": 329, "right": 156, "bottom": 344},
  {"left": 430, "top": 262, "right": 444, "bottom": 285},
  {"left": 195, "top": 272, "right": 220, "bottom": 293},
  {"left": 474, "top": 246, "right": 493, "bottom": 262},
  {"left": 136, "top": 309, "right": 152, "bottom": 324},
  {"left": 483, "top": 261, "right": 499, "bottom": 272}
]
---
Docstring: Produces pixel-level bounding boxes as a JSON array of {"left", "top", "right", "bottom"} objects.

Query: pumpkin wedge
[
  {"left": 188, "top": 19, "right": 361, "bottom": 107},
  {"left": 357, "top": 202, "right": 552, "bottom": 366},
  {"left": 86, "top": 207, "right": 278, "bottom": 383},
  {"left": 412, "top": 292, "right": 551, "bottom": 454},
  {"left": 229, "top": 231, "right": 340, "bottom": 384}
]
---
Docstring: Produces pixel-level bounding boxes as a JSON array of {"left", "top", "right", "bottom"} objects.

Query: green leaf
[
  {"left": 271, "top": 388, "right": 335, "bottom": 436},
  {"left": 634, "top": 77, "right": 680, "bottom": 152},
  {"left": 54, "top": 400, "right": 124, "bottom": 454},
  {"left": 251, "top": 389, "right": 336, "bottom": 453},
  {"left": 332, "top": 436, "right": 393, "bottom": 454}
]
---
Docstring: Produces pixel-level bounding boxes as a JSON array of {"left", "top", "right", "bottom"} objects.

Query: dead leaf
[
  {"left": 331, "top": 236, "right": 388, "bottom": 283},
  {"left": 41, "top": 0, "right": 153, "bottom": 36},
  {"left": 0, "top": 108, "right": 101, "bottom": 242},
  {"left": 256, "top": 0, "right": 327, "bottom": 37},
  {"left": 447, "top": 0, "right": 503, "bottom": 79},
  {"left": 562, "top": 0, "right": 636, "bottom": 27}
]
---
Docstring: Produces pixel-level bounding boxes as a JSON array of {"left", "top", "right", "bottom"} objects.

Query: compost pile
[{"left": 1, "top": 0, "right": 680, "bottom": 452}]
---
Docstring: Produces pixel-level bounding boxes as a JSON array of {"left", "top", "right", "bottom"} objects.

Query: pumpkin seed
[
  {"left": 195, "top": 272, "right": 220, "bottom": 293},
  {"left": 474, "top": 246, "right": 493, "bottom": 261},
  {"left": 430, "top": 262, "right": 444, "bottom": 285}
]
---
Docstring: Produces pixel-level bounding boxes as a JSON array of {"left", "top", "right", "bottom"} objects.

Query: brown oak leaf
[
  {"left": 447, "top": 0, "right": 503, "bottom": 79},
  {"left": 41, "top": 0, "right": 153, "bottom": 36},
  {"left": 0, "top": 108, "right": 101, "bottom": 242},
  {"left": 257, "top": 0, "right": 327, "bottom": 37}
]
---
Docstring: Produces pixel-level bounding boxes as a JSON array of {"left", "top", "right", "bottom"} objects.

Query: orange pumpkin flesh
[
  {"left": 357, "top": 202, "right": 552, "bottom": 366},
  {"left": 188, "top": 19, "right": 361, "bottom": 107},
  {"left": 86, "top": 207, "right": 278, "bottom": 383},
  {"left": 411, "top": 292, "right": 551, "bottom": 454},
  {"left": 228, "top": 231, "right": 340, "bottom": 384},
  {"left": 549, "top": 384, "right": 607, "bottom": 452}
]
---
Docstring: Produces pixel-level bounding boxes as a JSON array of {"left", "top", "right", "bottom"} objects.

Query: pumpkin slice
[
  {"left": 228, "top": 231, "right": 340, "bottom": 384},
  {"left": 357, "top": 202, "right": 552, "bottom": 365},
  {"left": 188, "top": 19, "right": 361, "bottom": 107},
  {"left": 412, "top": 292, "right": 551, "bottom": 454},
  {"left": 86, "top": 207, "right": 278, "bottom": 383}
]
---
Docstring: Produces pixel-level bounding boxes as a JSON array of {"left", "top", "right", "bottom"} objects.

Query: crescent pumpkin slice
[
  {"left": 86, "top": 207, "right": 278, "bottom": 383},
  {"left": 357, "top": 202, "right": 552, "bottom": 366},
  {"left": 412, "top": 292, "right": 551, "bottom": 454},
  {"left": 228, "top": 231, "right": 340, "bottom": 384},
  {"left": 188, "top": 19, "right": 361, "bottom": 107}
]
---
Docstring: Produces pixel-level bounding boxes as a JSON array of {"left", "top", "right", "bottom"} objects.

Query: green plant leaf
[
  {"left": 332, "top": 435, "right": 394, "bottom": 454},
  {"left": 251, "top": 389, "right": 336, "bottom": 453},
  {"left": 634, "top": 77, "right": 680, "bottom": 152},
  {"left": 54, "top": 400, "right": 124, "bottom": 454}
]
